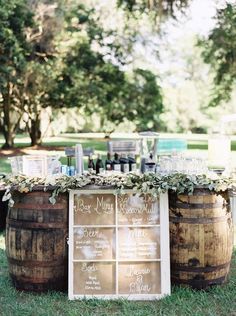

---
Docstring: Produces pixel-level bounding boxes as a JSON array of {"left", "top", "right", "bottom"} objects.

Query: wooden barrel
[
  {"left": 169, "top": 188, "right": 234, "bottom": 290},
  {"left": 5, "top": 190, "right": 68, "bottom": 292},
  {"left": 0, "top": 188, "right": 8, "bottom": 230}
]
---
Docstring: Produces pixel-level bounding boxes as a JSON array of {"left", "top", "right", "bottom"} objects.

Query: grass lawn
[{"left": 0, "top": 231, "right": 235, "bottom": 316}]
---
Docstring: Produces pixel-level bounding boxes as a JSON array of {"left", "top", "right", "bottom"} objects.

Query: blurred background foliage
[{"left": 0, "top": 0, "right": 236, "bottom": 148}]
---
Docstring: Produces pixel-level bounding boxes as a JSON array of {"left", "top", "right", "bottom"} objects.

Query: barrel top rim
[{"left": 169, "top": 186, "right": 229, "bottom": 193}]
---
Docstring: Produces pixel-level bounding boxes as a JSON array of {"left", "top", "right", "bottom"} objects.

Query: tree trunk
[
  {"left": 2, "top": 133, "right": 15, "bottom": 149},
  {"left": 1, "top": 82, "right": 15, "bottom": 149},
  {"left": 29, "top": 116, "right": 42, "bottom": 146}
]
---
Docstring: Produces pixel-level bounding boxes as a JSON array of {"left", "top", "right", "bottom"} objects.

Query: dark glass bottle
[
  {"left": 112, "top": 153, "right": 121, "bottom": 172},
  {"left": 128, "top": 154, "right": 137, "bottom": 172},
  {"left": 105, "top": 152, "right": 112, "bottom": 171},
  {"left": 88, "top": 154, "right": 95, "bottom": 172},
  {"left": 120, "top": 154, "right": 129, "bottom": 173},
  {"left": 140, "top": 156, "right": 147, "bottom": 174},
  {"left": 95, "top": 154, "right": 104, "bottom": 174},
  {"left": 144, "top": 152, "right": 156, "bottom": 173}
]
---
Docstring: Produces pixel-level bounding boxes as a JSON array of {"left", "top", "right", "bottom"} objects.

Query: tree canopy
[
  {"left": 4, "top": 0, "right": 236, "bottom": 147},
  {"left": 117, "top": 0, "right": 189, "bottom": 18},
  {"left": 50, "top": 4, "right": 163, "bottom": 132},
  {"left": 0, "top": 0, "right": 166, "bottom": 147},
  {"left": 0, "top": 0, "right": 34, "bottom": 148},
  {"left": 200, "top": 3, "right": 236, "bottom": 107}
]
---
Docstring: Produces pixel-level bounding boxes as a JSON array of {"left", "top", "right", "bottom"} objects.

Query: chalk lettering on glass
[
  {"left": 77, "top": 228, "right": 100, "bottom": 238},
  {"left": 94, "top": 197, "right": 113, "bottom": 214},
  {"left": 128, "top": 229, "right": 146, "bottom": 239},
  {"left": 77, "top": 199, "right": 92, "bottom": 214},
  {"left": 126, "top": 266, "right": 151, "bottom": 277},
  {"left": 129, "top": 275, "right": 151, "bottom": 294},
  {"left": 118, "top": 195, "right": 157, "bottom": 215},
  {"left": 81, "top": 263, "right": 98, "bottom": 273},
  {"left": 76, "top": 197, "right": 114, "bottom": 215},
  {"left": 84, "top": 275, "right": 102, "bottom": 291}
]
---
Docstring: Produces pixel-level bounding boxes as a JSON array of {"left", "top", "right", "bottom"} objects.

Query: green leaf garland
[{"left": 1, "top": 172, "right": 235, "bottom": 205}]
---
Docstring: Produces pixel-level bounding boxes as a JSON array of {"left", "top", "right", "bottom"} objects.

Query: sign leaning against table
[{"left": 68, "top": 189, "right": 170, "bottom": 300}]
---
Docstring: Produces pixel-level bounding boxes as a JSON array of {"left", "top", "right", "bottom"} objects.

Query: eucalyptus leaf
[
  {"left": 1, "top": 172, "right": 235, "bottom": 204},
  {"left": 49, "top": 196, "right": 56, "bottom": 205}
]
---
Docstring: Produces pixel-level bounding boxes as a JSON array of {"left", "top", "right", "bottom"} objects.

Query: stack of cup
[{"left": 75, "top": 144, "right": 84, "bottom": 175}]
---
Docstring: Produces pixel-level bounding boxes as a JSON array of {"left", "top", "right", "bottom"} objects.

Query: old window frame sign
[{"left": 68, "top": 189, "right": 170, "bottom": 300}]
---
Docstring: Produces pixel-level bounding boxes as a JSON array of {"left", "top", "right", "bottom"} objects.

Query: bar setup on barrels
[{"left": 1, "top": 135, "right": 236, "bottom": 299}]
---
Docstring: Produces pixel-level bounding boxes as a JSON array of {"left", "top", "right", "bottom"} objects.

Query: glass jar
[{"left": 208, "top": 134, "right": 231, "bottom": 170}]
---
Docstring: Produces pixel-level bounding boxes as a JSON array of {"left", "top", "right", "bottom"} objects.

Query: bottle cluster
[{"left": 88, "top": 153, "right": 137, "bottom": 174}]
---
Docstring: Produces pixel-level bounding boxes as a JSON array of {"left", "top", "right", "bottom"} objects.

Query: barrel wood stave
[
  {"left": 169, "top": 189, "right": 233, "bottom": 290},
  {"left": 6, "top": 191, "right": 68, "bottom": 292},
  {"left": 0, "top": 189, "right": 8, "bottom": 230}
]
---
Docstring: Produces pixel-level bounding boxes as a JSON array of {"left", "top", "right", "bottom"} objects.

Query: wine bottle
[
  {"left": 128, "top": 154, "right": 137, "bottom": 172},
  {"left": 88, "top": 154, "right": 95, "bottom": 172},
  {"left": 120, "top": 154, "right": 129, "bottom": 173},
  {"left": 105, "top": 152, "right": 112, "bottom": 171},
  {"left": 95, "top": 154, "right": 104, "bottom": 174},
  {"left": 112, "top": 153, "right": 121, "bottom": 172}
]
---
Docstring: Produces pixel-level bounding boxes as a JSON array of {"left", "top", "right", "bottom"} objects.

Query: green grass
[
  {"left": 187, "top": 141, "right": 208, "bottom": 150},
  {"left": 0, "top": 159, "right": 11, "bottom": 174},
  {"left": 188, "top": 140, "right": 236, "bottom": 151},
  {"left": 43, "top": 139, "right": 107, "bottom": 151},
  {"left": 0, "top": 231, "right": 235, "bottom": 316}
]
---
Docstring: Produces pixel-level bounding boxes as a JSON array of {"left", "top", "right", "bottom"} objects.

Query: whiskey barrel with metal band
[
  {"left": 169, "top": 188, "right": 233, "bottom": 290},
  {"left": 5, "top": 190, "right": 68, "bottom": 292}
]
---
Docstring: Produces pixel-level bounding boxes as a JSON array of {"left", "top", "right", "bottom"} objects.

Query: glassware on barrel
[
  {"left": 139, "top": 131, "right": 159, "bottom": 174},
  {"left": 208, "top": 133, "right": 231, "bottom": 171},
  {"left": 157, "top": 154, "right": 208, "bottom": 175}
]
